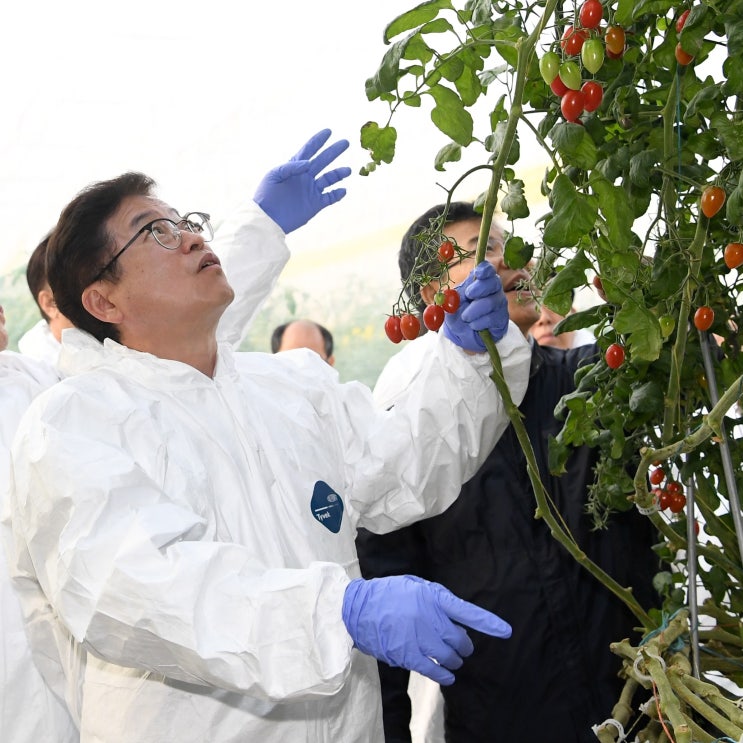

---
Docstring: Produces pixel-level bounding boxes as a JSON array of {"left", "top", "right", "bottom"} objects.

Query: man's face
[
  {"left": 531, "top": 305, "right": 575, "bottom": 349},
  {"left": 100, "top": 195, "right": 234, "bottom": 343},
  {"left": 426, "top": 217, "right": 539, "bottom": 335}
]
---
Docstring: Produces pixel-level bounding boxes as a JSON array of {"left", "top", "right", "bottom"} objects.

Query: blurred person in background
[{"left": 271, "top": 318, "right": 335, "bottom": 365}]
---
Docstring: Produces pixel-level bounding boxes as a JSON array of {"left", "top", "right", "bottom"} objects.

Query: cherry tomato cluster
[
  {"left": 653, "top": 479, "right": 687, "bottom": 514},
  {"left": 539, "top": 1, "right": 627, "bottom": 123},
  {"left": 384, "top": 285, "right": 461, "bottom": 344}
]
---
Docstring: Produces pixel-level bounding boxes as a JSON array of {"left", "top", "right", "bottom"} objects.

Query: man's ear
[
  {"left": 37, "top": 287, "right": 59, "bottom": 319},
  {"left": 82, "top": 285, "right": 123, "bottom": 325}
]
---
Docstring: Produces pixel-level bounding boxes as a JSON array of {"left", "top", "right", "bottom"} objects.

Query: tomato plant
[
  {"left": 605, "top": 342, "right": 625, "bottom": 369},
  {"left": 399, "top": 313, "right": 421, "bottom": 340},
  {"left": 724, "top": 242, "right": 743, "bottom": 269},
  {"left": 693, "top": 305, "right": 714, "bottom": 331},
  {"left": 362, "top": 2, "right": 743, "bottom": 737},
  {"left": 384, "top": 315, "right": 403, "bottom": 344},
  {"left": 700, "top": 185, "right": 726, "bottom": 218},
  {"left": 438, "top": 240, "right": 455, "bottom": 262},
  {"left": 579, "top": 0, "right": 603, "bottom": 29},
  {"left": 422, "top": 303, "right": 445, "bottom": 332},
  {"left": 441, "top": 288, "right": 460, "bottom": 314}
]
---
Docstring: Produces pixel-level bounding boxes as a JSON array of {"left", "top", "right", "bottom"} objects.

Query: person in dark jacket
[{"left": 356, "top": 202, "right": 658, "bottom": 743}]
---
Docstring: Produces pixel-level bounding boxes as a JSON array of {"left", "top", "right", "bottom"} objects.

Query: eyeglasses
[{"left": 92, "top": 212, "right": 213, "bottom": 281}]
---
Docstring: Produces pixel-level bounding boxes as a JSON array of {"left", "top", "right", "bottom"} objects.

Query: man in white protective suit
[
  {"left": 0, "top": 129, "right": 350, "bottom": 743},
  {"left": 6, "top": 167, "right": 530, "bottom": 741}
]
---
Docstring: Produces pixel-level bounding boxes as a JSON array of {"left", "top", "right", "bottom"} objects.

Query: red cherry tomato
[
  {"left": 657, "top": 488, "right": 672, "bottom": 511},
  {"left": 579, "top": 0, "right": 603, "bottom": 29},
  {"left": 561, "top": 89, "right": 585, "bottom": 122},
  {"left": 422, "top": 304, "right": 445, "bottom": 332},
  {"left": 693, "top": 305, "right": 714, "bottom": 331},
  {"left": 561, "top": 25, "right": 589, "bottom": 56},
  {"left": 669, "top": 492, "right": 687, "bottom": 514},
  {"left": 581, "top": 81, "right": 603, "bottom": 112},
  {"left": 675, "top": 42, "right": 694, "bottom": 66},
  {"left": 605, "top": 342, "right": 625, "bottom": 369},
  {"left": 605, "top": 25, "right": 626, "bottom": 57},
  {"left": 384, "top": 315, "right": 403, "bottom": 344},
  {"left": 724, "top": 242, "right": 743, "bottom": 269},
  {"left": 700, "top": 185, "right": 726, "bottom": 218},
  {"left": 441, "top": 288, "right": 461, "bottom": 314},
  {"left": 550, "top": 76, "right": 569, "bottom": 97},
  {"left": 649, "top": 468, "right": 665, "bottom": 486},
  {"left": 438, "top": 240, "right": 455, "bottom": 262},
  {"left": 399, "top": 313, "right": 421, "bottom": 340},
  {"left": 676, "top": 9, "right": 690, "bottom": 33},
  {"left": 666, "top": 481, "right": 683, "bottom": 496}
]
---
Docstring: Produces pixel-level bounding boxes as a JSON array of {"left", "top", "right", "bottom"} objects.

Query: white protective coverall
[
  {"left": 7, "top": 322, "right": 529, "bottom": 743},
  {"left": 0, "top": 201, "right": 289, "bottom": 743},
  {"left": 0, "top": 351, "right": 77, "bottom": 742}
]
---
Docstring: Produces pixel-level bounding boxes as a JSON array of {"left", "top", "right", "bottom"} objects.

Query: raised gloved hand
[
  {"left": 342, "top": 575, "right": 511, "bottom": 685},
  {"left": 443, "top": 261, "right": 509, "bottom": 352},
  {"left": 253, "top": 129, "right": 351, "bottom": 234}
]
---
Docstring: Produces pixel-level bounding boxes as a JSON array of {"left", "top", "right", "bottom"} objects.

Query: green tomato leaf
[
  {"left": 542, "top": 250, "right": 593, "bottom": 316},
  {"left": 591, "top": 176, "right": 636, "bottom": 253},
  {"left": 503, "top": 235, "right": 534, "bottom": 269},
  {"left": 711, "top": 111, "right": 743, "bottom": 161},
  {"left": 550, "top": 123, "right": 599, "bottom": 170},
  {"left": 629, "top": 380, "right": 664, "bottom": 416},
  {"left": 454, "top": 63, "right": 483, "bottom": 107},
  {"left": 434, "top": 142, "right": 462, "bottom": 171},
  {"left": 360, "top": 122, "right": 398, "bottom": 165},
  {"left": 554, "top": 304, "right": 609, "bottom": 333},
  {"left": 428, "top": 84, "right": 474, "bottom": 145},
  {"left": 613, "top": 297, "right": 662, "bottom": 361},
  {"left": 384, "top": 0, "right": 454, "bottom": 42},
  {"left": 614, "top": 0, "right": 635, "bottom": 25},
  {"left": 543, "top": 175, "right": 599, "bottom": 248},
  {"left": 500, "top": 179, "right": 530, "bottom": 221}
]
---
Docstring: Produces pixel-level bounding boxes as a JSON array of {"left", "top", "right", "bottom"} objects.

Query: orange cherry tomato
[
  {"left": 605, "top": 26, "right": 626, "bottom": 57},
  {"left": 700, "top": 185, "right": 726, "bottom": 218},
  {"left": 675, "top": 42, "right": 694, "bottom": 65},
  {"left": 724, "top": 242, "right": 743, "bottom": 269},
  {"left": 693, "top": 305, "right": 714, "bottom": 332}
]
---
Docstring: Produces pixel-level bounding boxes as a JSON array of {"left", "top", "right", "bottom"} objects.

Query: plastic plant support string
[{"left": 591, "top": 718, "right": 626, "bottom": 741}]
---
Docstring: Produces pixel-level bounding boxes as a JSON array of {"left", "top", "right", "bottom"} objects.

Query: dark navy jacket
[{"left": 356, "top": 342, "right": 658, "bottom": 743}]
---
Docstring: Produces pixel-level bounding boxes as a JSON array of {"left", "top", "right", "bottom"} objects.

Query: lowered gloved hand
[
  {"left": 342, "top": 575, "right": 511, "bottom": 685},
  {"left": 253, "top": 128, "right": 351, "bottom": 234},
  {"left": 443, "top": 261, "right": 509, "bottom": 352}
]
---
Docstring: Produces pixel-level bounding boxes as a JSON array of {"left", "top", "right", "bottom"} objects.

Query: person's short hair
[
  {"left": 47, "top": 172, "right": 156, "bottom": 343},
  {"left": 26, "top": 233, "right": 52, "bottom": 322},
  {"left": 399, "top": 201, "right": 482, "bottom": 314},
  {"left": 270, "top": 320, "right": 334, "bottom": 358}
]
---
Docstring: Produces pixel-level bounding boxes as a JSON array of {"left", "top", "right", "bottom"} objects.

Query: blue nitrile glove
[
  {"left": 253, "top": 128, "right": 352, "bottom": 234},
  {"left": 443, "top": 261, "right": 509, "bottom": 352},
  {"left": 342, "top": 575, "right": 511, "bottom": 686}
]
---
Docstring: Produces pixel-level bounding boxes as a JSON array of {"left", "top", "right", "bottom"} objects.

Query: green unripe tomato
[
  {"left": 558, "top": 61, "right": 582, "bottom": 91},
  {"left": 659, "top": 315, "right": 675, "bottom": 338},
  {"left": 581, "top": 38, "right": 605, "bottom": 75},
  {"left": 539, "top": 51, "right": 561, "bottom": 84}
]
